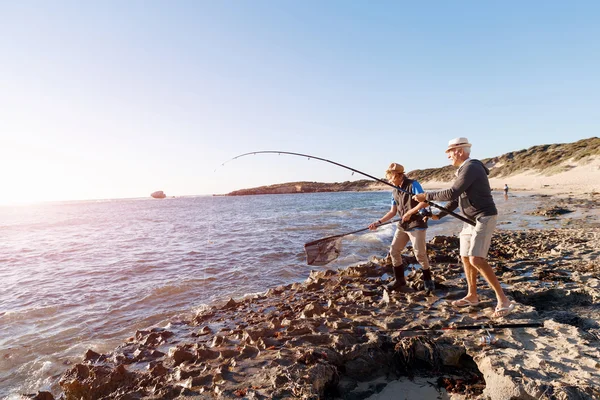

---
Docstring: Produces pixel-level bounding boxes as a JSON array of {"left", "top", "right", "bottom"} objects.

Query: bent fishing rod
[
  {"left": 222, "top": 151, "right": 475, "bottom": 226},
  {"left": 330, "top": 321, "right": 544, "bottom": 336},
  {"left": 397, "top": 322, "right": 544, "bottom": 337},
  {"left": 401, "top": 321, "right": 543, "bottom": 333}
]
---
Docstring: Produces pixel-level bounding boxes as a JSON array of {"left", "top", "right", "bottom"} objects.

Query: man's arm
[
  {"left": 426, "top": 162, "right": 477, "bottom": 202},
  {"left": 369, "top": 204, "right": 398, "bottom": 230},
  {"left": 432, "top": 199, "right": 458, "bottom": 219}
]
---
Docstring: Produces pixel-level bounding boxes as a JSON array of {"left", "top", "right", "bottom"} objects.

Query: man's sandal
[
  {"left": 451, "top": 298, "right": 479, "bottom": 307},
  {"left": 492, "top": 303, "right": 515, "bottom": 318}
]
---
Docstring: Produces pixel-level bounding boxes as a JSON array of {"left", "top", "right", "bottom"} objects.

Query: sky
[{"left": 1, "top": 1, "right": 599, "bottom": 205}]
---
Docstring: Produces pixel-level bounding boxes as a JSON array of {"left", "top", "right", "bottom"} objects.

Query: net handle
[{"left": 304, "top": 218, "right": 401, "bottom": 248}]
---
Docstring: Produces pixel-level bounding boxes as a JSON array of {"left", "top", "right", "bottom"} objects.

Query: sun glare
[{"left": 1, "top": 144, "right": 81, "bottom": 206}]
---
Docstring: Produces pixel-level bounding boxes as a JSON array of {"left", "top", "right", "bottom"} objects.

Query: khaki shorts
[{"left": 459, "top": 215, "right": 497, "bottom": 258}]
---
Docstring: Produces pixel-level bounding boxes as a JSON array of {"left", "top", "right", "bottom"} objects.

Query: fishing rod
[
  {"left": 398, "top": 321, "right": 543, "bottom": 337},
  {"left": 401, "top": 322, "right": 543, "bottom": 332},
  {"left": 222, "top": 151, "right": 475, "bottom": 226}
]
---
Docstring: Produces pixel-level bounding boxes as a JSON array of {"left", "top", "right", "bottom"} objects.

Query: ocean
[{"left": 0, "top": 191, "right": 552, "bottom": 397}]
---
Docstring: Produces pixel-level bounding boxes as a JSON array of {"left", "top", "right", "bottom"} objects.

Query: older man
[{"left": 413, "top": 138, "right": 514, "bottom": 318}]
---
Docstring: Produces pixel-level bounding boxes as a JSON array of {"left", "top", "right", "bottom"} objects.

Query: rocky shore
[{"left": 28, "top": 201, "right": 600, "bottom": 400}]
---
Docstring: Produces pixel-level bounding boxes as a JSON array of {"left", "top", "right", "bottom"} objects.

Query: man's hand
[
  {"left": 412, "top": 193, "right": 426, "bottom": 202},
  {"left": 424, "top": 214, "right": 440, "bottom": 222},
  {"left": 368, "top": 221, "right": 379, "bottom": 230},
  {"left": 402, "top": 212, "right": 413, "bottom": 223}
]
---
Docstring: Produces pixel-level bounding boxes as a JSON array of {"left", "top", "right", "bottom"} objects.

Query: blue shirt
[
  {"left": 391, "top": 181, "right": 424, "bottom": 206},
  {"left": 391, "top": 181, "right": 428, "bottom": 231}
]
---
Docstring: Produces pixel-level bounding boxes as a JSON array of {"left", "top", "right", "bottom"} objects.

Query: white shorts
[{"left": 459, "top": 215, "right": 497, "bottom": 258}]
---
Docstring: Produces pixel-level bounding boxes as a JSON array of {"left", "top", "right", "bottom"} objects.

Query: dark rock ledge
[{"left": 30, "top": 228, "right": 600, "bottom": 400}]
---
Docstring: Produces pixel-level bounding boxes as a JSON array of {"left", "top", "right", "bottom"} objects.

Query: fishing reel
[
  {"left": 478, "top": 328, "right": 497, "bottom": 346},
  {"left": 419, "top": 209, "right": 433, "bottom": 217}
]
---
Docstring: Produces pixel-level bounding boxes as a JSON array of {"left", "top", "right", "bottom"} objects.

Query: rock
[
  {"left": 83, "top": 349, "right": 102, "bottom": 362},
  {"left": 150, "top": 190, "right": 166, "bottom": 199},
  {"left": 168, "top": 346, "right": 196, "bottom": 365},
  {"left": 31, "top": 392, "right": 54, "bottom": 400},
  {"left": 300, "top": 302, "right": 325, "bottom": 318}
]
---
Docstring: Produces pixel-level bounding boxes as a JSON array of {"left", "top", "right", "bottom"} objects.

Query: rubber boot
[
  {"left": 385, "top": 265, "right": 414, "bottom": 293},
  {"left": 422, "top": 268, "right": 435, "bottom": 293}
]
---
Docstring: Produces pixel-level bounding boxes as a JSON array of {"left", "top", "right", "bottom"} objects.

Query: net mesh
[{"left": 304, "top": 237, "right": 342, "bottom": 266}]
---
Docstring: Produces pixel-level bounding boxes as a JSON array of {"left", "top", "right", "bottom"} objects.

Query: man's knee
[
  {"left": 390, "top": 248, "right": 403, "bottom": 260},
  {"left": 460, "top": 256, "right": 472, "bottom": 268},
  {"left": 390, "top": 251, "right": 404, "bottom": 267},
  {"left": 469, "top": 256, "right": 487, "bottom": 268}
]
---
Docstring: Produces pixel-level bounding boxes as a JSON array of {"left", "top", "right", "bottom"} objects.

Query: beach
[
  {"left": 428, "top": 156, "right": 600, "bottom": 197},
  {"left": 4, "top": 1, "right": 600, "bottom": 398},
  {"left": 27, "top": 189, "right": 599, "bottom": 399}
]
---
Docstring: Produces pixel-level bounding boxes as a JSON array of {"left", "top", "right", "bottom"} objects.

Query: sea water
[{"left": 0, "top": 191, "right": 553, "bottom": 397}]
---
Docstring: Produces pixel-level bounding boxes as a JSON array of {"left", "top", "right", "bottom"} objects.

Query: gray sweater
[{"left": 426, "top": 159, "right": 497, "bottom": 220}]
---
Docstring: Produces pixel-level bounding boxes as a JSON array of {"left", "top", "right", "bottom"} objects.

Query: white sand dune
[{"left": 421, "top": 156, "right": 600, "bottom": 196}]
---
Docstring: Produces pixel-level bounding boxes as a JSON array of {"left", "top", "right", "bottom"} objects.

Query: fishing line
[
  {"left": 217, "top": 150, "right": 475, "bottom": 226},
  {"left": 206, "top": 195, "right": 213, "bottom": 268}
]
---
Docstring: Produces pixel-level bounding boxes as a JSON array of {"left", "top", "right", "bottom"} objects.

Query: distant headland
[{"left": 225, "top": 180, "right": 386, "bottom": 196}]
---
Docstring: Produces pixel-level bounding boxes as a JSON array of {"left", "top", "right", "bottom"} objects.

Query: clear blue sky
[{"left": 1, "top": 1, "right": 598, "bottom": 204}]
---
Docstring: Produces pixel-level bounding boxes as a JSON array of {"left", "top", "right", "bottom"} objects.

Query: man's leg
[
  {"left": 388, "top": 229, "right": 412, "bottom": 291},
  {"left": 452, "top": 223, "right": 480, "bottom": 306},
  {"left": 461, "top": 255, "right": 480, "bottom": 302},
  {"left": 390, "top": 228, "right": 409, "bottom": 263},
  {"left": 468, "top": 215, "right": 513, "bottom": 317},
  {"left": 469, "top": 256, "right": 510, "bottom": 310},
  {"left": 407, "top": 229, "right": 434, "bottom": 291}
]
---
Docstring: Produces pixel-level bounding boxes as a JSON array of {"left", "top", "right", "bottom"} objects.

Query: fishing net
[
  {"left": 303, "top": 220, "right": 398, "bottom": 266},
  {"left": 304, "top": 236, "right": 343, "bottom": 266}
]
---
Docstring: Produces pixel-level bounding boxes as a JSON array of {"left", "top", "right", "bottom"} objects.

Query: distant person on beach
[
  {"left": 413, "top": 138, "right": 514, "bottom": 318},
  {"left": 368, "top": 163, "right": 435, "bottom": 293},
  {"left": 504, "top": 184, "right": 509, "bottom": 195}
]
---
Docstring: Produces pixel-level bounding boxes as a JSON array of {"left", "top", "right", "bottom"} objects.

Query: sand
[{"left": 424, "top": 156, "right": 600, "bottom": 196}]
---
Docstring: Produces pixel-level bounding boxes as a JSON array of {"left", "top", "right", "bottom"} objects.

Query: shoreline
[{"left": 31, "top": 194, "right": 600, "bottom": 400}]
